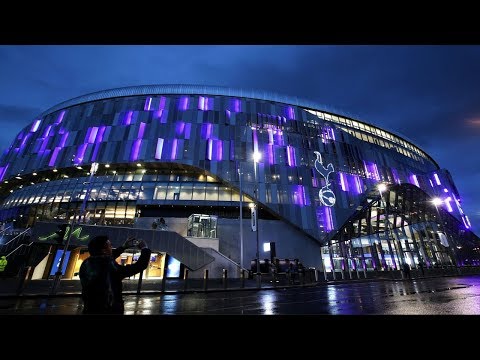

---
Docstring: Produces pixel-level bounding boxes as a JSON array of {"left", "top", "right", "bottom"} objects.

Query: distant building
[{"left": 0, "top": 84, "right": 478, "bottom": 279}]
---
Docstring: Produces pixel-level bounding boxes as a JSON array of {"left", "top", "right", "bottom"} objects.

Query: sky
[{"left": 0, "top": 45, "right": 479, "bottom": 233}]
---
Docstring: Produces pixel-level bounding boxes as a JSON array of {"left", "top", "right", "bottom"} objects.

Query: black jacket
[{"left": 80, "top": 246, "right": 152, "bottom": 314}]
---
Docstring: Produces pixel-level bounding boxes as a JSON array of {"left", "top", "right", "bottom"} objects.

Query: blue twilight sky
[{"left": 0, "top": 45, "right": 479, "bottom": 232}]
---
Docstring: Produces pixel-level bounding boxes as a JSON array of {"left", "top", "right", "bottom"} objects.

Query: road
[{"left": 2, "top": 275, "right": 480, "bottom": 315}]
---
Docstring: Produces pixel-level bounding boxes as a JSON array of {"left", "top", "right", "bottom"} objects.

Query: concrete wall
[
  {"left": 188, "top": 248, "right": 241, "bottom": 279},
  {"left": 135, "top": 216, "right": 323, "bottom": 272}
]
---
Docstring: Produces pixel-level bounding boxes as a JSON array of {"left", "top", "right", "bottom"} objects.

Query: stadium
[{"left": 0, "top": 84, "right": 479, "bottom": 281}]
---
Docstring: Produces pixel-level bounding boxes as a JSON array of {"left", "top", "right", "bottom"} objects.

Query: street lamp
[
  {"left": 50, "top": 162, "right": 99, "bottom": 295},
  {"left": 238, "top": 164, "right": 244, "bottom": 271},
  {"left": 253, "top": 151, "right": 261, "bottom": 279}
]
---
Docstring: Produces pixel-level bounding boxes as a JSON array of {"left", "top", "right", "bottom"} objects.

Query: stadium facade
[{"left": 0, "top": 84, "right": 479, "bottom": 280}]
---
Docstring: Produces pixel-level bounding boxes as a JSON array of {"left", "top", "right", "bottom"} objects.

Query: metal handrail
[
  {"left": 6, "top": 241, "right": 33, "bottom": 258},
  {"left": 0, "top": 225, "right": 13, "bottom": 235},
  {"left": 0, "top": 228, "right": 31, "bottom": 247}
]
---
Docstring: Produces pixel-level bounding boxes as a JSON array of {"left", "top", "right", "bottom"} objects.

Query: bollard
[
  {"left": 314, "top": 269, "right": 319, "bottom": 282},
  {"left": 160, "top": 274, "right": 166, "bottom": 292},
  {"left": 222, "top": 268, "right": 228, "bottom": 290},
  {"left": 272, "top": 270, "right": 277, "bottom": 288},
  {"left": 256, "top": 272, "right": 261, "bottom": 289},
  {"left": 240, "top": 269, "right": 245, "bottom": 288},
  {"left": 183, "top": 268, "right": 189, "bottom": 292},
  {"left": 136, "top": 269, "right": 144, "bottom": 295},
  {"left": 203, "top": 269, "right": 209, "bottom": 292},
  {"left": 16, "top": 266, "right": 33, "bottom": 296}
]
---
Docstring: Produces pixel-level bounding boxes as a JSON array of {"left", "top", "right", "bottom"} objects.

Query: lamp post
[
  {"left": 253, "top": 151, "right": 261, "bottom": 278},
  {"left": 238, "top": 164, "right": 244, "bottom": 271},
  {"left": 50, "top": 162, "right": 99, "bottom": 295}
]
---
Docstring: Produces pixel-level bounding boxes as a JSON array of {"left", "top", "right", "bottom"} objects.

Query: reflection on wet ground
[{"left": 2, "top": 275, "right": 480, "bottom": 315}]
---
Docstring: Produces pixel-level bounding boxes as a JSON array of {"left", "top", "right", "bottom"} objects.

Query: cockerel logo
[{"left": 314, "top": 151, "right": 336, "bottom": 207}]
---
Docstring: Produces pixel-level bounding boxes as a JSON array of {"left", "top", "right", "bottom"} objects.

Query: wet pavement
[{"left": 1, "top": 274, "right": 480, "bottom": 315}]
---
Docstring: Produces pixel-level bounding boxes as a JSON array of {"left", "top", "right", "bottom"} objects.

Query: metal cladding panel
[{"left": 38, "top": 84, "right": 327, "bottom": 119}]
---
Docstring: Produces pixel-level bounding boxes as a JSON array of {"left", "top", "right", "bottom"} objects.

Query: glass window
[
  {"left": 179, "top": 183, "right": 193, "bottom": 200},
  {"left": 165, "top": 184, "right": 179, "bottom": 200},
  {"left": 154, "top": 185, "right": 167, "bottom": 201},
  {"left": 218, "top": 186, "right": 231, "bottom": 201},
  {"left": 139, "top": 182, "right": 155, "bottom": 201},
  {"left": 192, "top": 184, "right": 206, "bottom": 201}
]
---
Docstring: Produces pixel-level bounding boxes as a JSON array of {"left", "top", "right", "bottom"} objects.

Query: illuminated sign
[
  {"left": 166, "top": 256, "right": 181, "bottom": 278},
  {"left": 314, "top": 151, "right": 336, "bottom": 207},
  {"left": 49, "top": 250, "right": 71, "bottom": 275},
  {"left": 39, "top": 226, "right": 90, "bottom": 242}
]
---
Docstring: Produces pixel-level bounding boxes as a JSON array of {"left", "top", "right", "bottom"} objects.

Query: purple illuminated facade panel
[
  {"left": 391, "top": 168, "right": 401, "bottom": 184},
  {"left": 138, "top": 122, "right": 146, "bottom": 139},
  {"left": 130, "top": 139, "right": 142, "bottom": 161},
  {"left": 0, "top": 164, "right": 9, "bottom": 182},
  {"left": 123, "top": 111, "right": 133, "bottom": 125},
  {"left": 144, "top": 97, "right": 152, "bottom": 111},
  {"left": 198, "top": 96, "right": 212, "bottom": 111},
  {"left": 48, "top": 147, "right": 61, "bottom": 167},
  {"left": 75, "top": 143, "right": 88, "bottom": 164},
  {"left": 286, "top": 145, "right": 296, "bottom": 167},
  {"left": 175, "top": 122, "right": 185, "bottom": 137},
  {"left": 225, "top": 110, "right": 231, "bottom": 119},
  {"left": 31, "top": 120, "right": 41, "bottom": 132},
  {"left": 339, "top": 172, "right": 348, "bottom": 191},
  {"left": 171, "top": 139, "right": 178, "bottom": 160},
  {"left": 198, "top": 96, "right": 205, "bottom": 110},
  {"left": 59, "top": 132, "right": 69, "bottom": 148},
  {"left": 433, "top": 173, "right": 441, "bottom": 185},
  {"left": 155, "top": 138, "right": 164, "bottom": 160},
  {"left": 230, "top": 140, "right": 235, "bottom": 160},
  {"left": 252, "top": 129, "right": 259, "bottom": 154},
  {"left": 276, "top": 130, "right": 284, "bottom": 146},
  {"left": 292, "top": 185, "right": 307, "bottom": 206},
  {"left": 206, "top": 139, "right": 213, "bottom": 160},
  {"left": 311, "top": 168, "right": 319, "bottom": 188},
  {"left": 354, "top": 175, "right": 363, "bottom": 194},
  {"left": 267, "top": 129, "right": 274, "bottom": 145},
  {"left": 55, "top": 110, "right": 66, "bottom": 125},
  {"left": 364, "top": 161, "right": 380, "bottom": 181},
  {"left": 90, "top": 127, "right": 106, "bottom": 162},
  {"left": 179, "top": 96, "right": 189, "bottom": 111},
  {"left": 409, "top": 174, "right": 419, "bottom": 187},
  {"left": 324, "top": 127, "right": 335, "bottom": 141},
  {"left": 19, "top": 133, "right": 31, "bottom": 152},
  {"left": 230, "top": 98, "right": 241, "bottom": 112},
  {"left": 96, "top": 126, "right": 106, "bottom": 143},
  {"left": 201, "top": 123, "right": 213, "bottom": 140},
  {"left": 184, "top": 123, "right": 191, "bottom": 139},
  {"left": 158, "top": 96, "right": 166, "bottom": 110},
  {"left": 43, "top": 125, "right": 52, "bottom": 138},
  {"left": 216, "top": 140, "right": 223, "bottom": 161},
  {"left": 267, "top": 144, "right": 274, "bottom": 165},
  {"left": 322, "top": 206, "right": 334, "bottom": 231},
  {"left": 452, "top": 194, "right": 464, "bottom": 215},
  {"left": 154, "top": 109, "right": 164, "bottom": 121},
  {"left": 286, "top": 106, "right": 295, "bottom": 120},
  {"left": 87, "top": 127, "right": 99, "bottom": 143},
  {"left": 39, "top": 136, "right": 50, "bottom": 153},
  {"left": 444, "top": 197, "right": 453, "bottom": 212}
]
